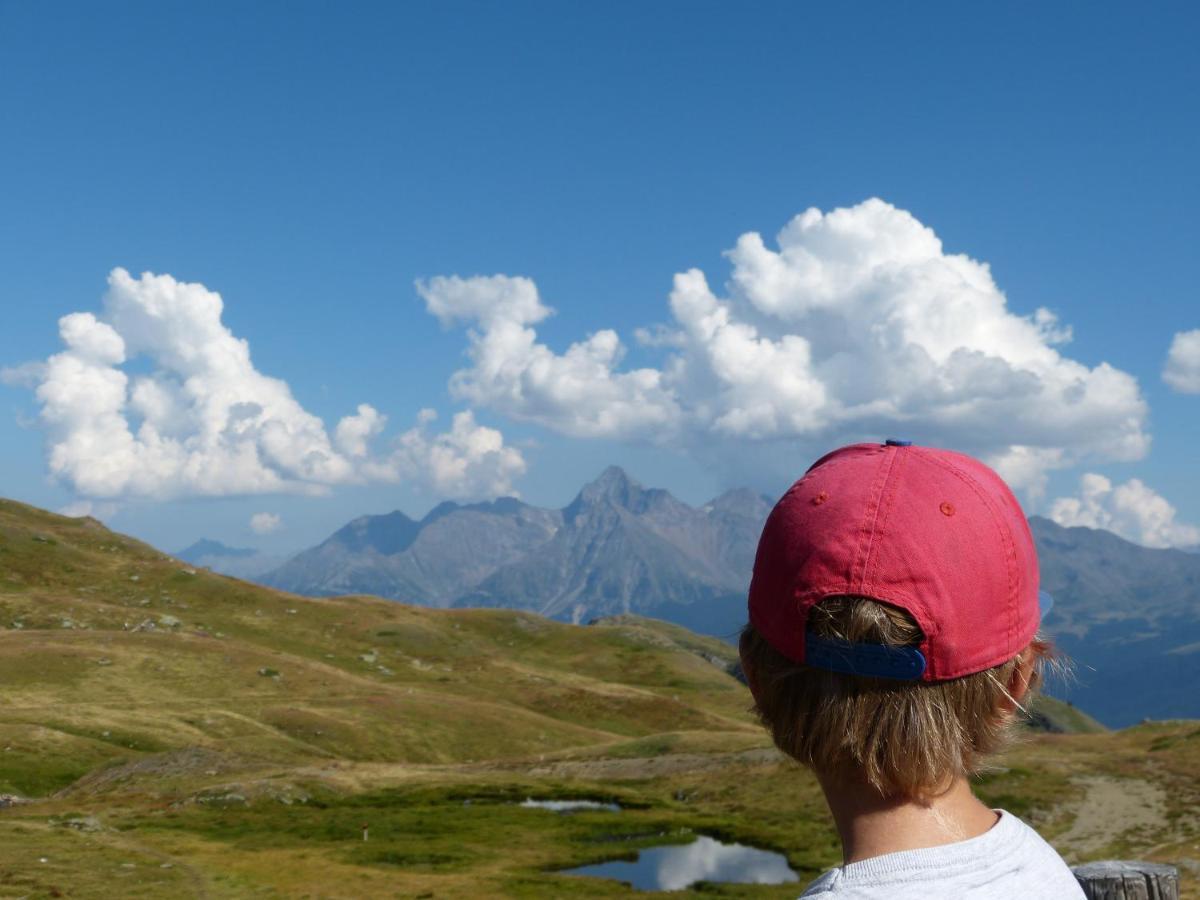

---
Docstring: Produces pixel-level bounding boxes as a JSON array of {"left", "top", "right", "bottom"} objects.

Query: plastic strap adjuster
[{"left": 804, "top": 632, "right": 927, "bottom": 680}]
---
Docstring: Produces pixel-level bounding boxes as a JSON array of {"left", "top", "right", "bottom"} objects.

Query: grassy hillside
[{"left": 0, "top": 499, "right": 1195, "bottom": 898}]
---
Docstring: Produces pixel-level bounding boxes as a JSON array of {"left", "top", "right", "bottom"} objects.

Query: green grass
[{"left": 1027, "top": 695, "right": 1108, "bottom": 734}]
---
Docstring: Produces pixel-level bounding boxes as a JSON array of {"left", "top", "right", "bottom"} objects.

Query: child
[{"left": 740, "top": 440, "right": 1084, "bottom": 898}]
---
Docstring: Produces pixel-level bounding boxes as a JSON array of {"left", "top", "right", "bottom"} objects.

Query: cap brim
[{"left": 1038, "top": 589, "right": 1054, "bottom": 622}]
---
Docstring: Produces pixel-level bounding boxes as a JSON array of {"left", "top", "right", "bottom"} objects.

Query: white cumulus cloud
[
  {"left": 14, "top": 269, "right": 524, "bottom": 503},
  {"left": 420, "top": 198, "right": 1149, "bottom": 495},
  {"left": 1049, "top": 473, "right": 1200, "bottom": 549},
  {"left": 417, "top": 275, "right": 682, "bottom": 439},
  {"left": 1163, "top": 328, "right": 1200, "bottom": 393},
  {"left": 249, "top": 512, "right": 282, "bottom": 534},
  {"left": 381, "top": 409, "right": 528, "bottom": 500}
]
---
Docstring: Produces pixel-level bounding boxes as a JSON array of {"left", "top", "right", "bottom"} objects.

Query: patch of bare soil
[
  {"left": 1057, "top": 775, "right": 1168, "bottom": 859},
  {"left": 522, "top": 746, "right": 783, "bottom": 780},
  {"left": 55, "top": 746, "right": 257, "bottom": 797}
]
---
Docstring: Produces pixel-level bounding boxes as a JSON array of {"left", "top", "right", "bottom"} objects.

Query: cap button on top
[{"left": 884, "top": 439, "right": 913, "bottom": 447}]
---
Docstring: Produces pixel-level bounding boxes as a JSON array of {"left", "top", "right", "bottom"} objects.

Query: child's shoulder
[{"left": 798, "top": 812, "right": 1085, "bottom": 899}]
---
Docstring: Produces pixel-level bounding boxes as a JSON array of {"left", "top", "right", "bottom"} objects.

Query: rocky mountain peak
[
  {"left": 591, "top": 465, "right": 640, "bottom": 495},
  {"left": 332, "top": 509, "right": 421, "bottom": 555},
  {"left": 706, "top": 488, "right": 773, "bottom": 519},
  {"left": 421, "top": 500, "right": 463, "bottom": 526},
  {"left": 566, "top": 466, "right": 645, "bottom": 516}
]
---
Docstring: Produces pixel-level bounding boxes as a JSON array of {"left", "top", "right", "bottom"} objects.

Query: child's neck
[{"left": 817, "top": 772, "right": 999, "bottom": 865}]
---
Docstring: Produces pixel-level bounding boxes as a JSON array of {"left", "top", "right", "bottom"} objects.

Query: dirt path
[
  {"left": 522, "top": 746, "right": 783, "bottom": 780},
  {"left": 1057, "top": 775, "right": 1168, "bottom": 858},
  {"left": 96, "top": 827, "right": 213, "bottom": 900}
]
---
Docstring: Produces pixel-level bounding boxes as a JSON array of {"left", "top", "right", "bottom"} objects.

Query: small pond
[
  {"left": 519, "top": 798, "right": 621, "bottom": 813},
  {"left": 563, "top": 834, "right": 799, "bottom": 891}
]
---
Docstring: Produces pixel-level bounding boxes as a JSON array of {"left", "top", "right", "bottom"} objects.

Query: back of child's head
[
  {"left": 743, "top": 441, "right": 1056, "bottom": 799},
  {"left": 741, "top": 598, "right": 1051, "bottom": 797}
]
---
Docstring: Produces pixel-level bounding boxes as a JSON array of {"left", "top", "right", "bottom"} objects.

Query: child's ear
[
  {"left": 737, "top": 635, "right": 761, "bottom": 701},
  {"left": 1002, "top": 645, "right": 1037, "bottom": 711}
]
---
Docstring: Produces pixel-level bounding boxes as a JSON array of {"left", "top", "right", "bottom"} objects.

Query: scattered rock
[
  {"left": 0, "top": 794, "right": 25, "bottom": 808},
  {"left": 258, "top": 667, "right": 281, "bottom": 679},
  {"left": 96, "top": 658, "right": 112, "bottom": 666},
  {"left": 269, "top": 784, "right": 312, "bottom": 805},
  {"left": 59, "top": 748, "right": 245, "bottom": 797},
  {"left": 359, "top": 650, "right": 378, "bottom": 664},
  {"left": 196, "top": 790, "right": 247, "bottom": 807},
  {"left": 180, "top": 568, "right": 197, "bottom": 576},
  {"left": 157, "top": 615, "right": 182, "bottom": 628},
  {"left": 59, "top": 815, "right": 102, "bottom": 832}
]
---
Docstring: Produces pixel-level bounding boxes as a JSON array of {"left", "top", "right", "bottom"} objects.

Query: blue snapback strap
[{"left": 804, "top": 632, "right": 927, "bottom": 680}]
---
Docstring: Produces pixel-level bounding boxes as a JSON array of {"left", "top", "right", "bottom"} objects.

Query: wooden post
[{"left": 1072, "top": 861, "right": 1179, "bottom": 900}]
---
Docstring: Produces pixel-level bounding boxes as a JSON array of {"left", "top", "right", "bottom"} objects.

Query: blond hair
[{"left": 740, "top": 596, "right": 1052, "bottom": 799}]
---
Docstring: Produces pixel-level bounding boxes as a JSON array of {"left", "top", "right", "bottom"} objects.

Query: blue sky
[{"left": 2, "top": 1, "right": 1198, "bottom": 554}]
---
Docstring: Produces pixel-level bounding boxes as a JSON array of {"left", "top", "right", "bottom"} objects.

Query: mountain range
[
  {"left": 261, "top": 466, "right": 772, "bottom": 637},
  {"left": 1031, "top": 516, "right": 1200, "bottom": 726},
  {"left": 258, "top": 466, "right": 1200, "bottom": 727},
  {"left": 177, "top": 538, "right": 288, "bottom": 580}
]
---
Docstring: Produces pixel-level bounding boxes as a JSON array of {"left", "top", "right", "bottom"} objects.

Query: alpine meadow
[{"left": 0, "top": 499, "right": 1197, "bottom": 896}]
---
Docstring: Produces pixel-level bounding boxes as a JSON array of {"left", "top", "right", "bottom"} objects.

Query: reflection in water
[
  {"left": 520, "top": 798, "right": 621, "bottom": 812},
  {"left": 564, "top": 834, "right": 799, "bottom": 891}
]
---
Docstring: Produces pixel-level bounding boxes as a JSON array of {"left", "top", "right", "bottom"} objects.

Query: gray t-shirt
[{"left": 800, "top": 810, "right": 1085, "bottom": 899}]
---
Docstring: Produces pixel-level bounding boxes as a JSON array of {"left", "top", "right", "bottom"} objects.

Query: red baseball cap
[{"left": 747, "top": 440, "right": 1051, "bottom": 682}]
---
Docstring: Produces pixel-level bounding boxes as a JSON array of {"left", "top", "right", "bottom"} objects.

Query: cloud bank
[
  {"left": 1049, "top": 473, "right": 1200, "bottom": 549},
  {"left": 13, "top": 269, "right": 524, "bottom": 502},
  {"left": 420, "top": 198, "right": 1149, "bottom": 497},
  {"left": 1163, "top": 328, "right": 1200, "bottom": 393}
]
